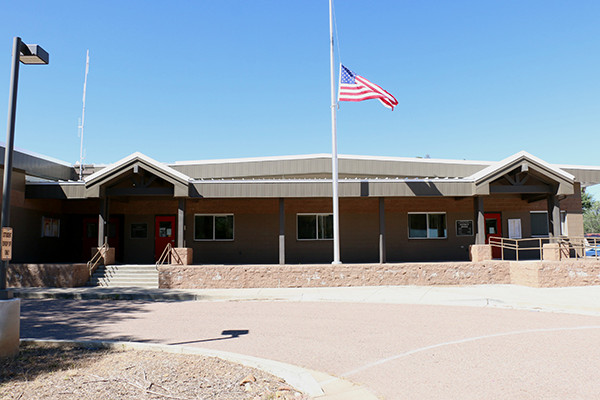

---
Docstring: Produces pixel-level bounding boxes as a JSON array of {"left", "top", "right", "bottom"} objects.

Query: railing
[
  {"left": 87, "top": 242, "right": 109, "bottom": 282},
  {"left": 557, "top": 236, "right": 600, "bottom": 260},
  {"left": 155, "top": 243, "right": 183, "bottom": 269},
  {"left": 488, "top": 236, "right": 600, "bottom": 261}
]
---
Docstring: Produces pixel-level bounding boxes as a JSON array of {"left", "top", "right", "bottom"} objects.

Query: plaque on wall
[
  {"left": 456, "top": 220, "right": 473, "bottom": 236},
  {"left": 131, "top": 223, "right": 148, "bottom": 239}
]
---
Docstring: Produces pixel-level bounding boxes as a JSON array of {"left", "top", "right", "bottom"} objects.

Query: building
[{"left": 7, "top": 147, "right": 600, "bottom": 265}]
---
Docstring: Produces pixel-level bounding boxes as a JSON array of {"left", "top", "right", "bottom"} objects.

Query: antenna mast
[{"left": 78, "top": 50, "right": 89, "bottom": 181}]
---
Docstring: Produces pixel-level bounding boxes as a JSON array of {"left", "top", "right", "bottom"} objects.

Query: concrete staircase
[{"left": 88, "top": 265, "right": 159, "bottom": 288}]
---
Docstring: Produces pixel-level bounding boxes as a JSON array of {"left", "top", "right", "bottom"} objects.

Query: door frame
[
  {"left": 155, "top": 215, "right": 176, "bottom": 261},
  {"left": 484, "top": 212, "right": 502, "bottom": 259}
]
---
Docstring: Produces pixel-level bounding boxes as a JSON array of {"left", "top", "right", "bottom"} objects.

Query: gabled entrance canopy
[
  {"left": 84, "top": 152, "right": 191, "bottom": 198},
  {"left": 468, "top": 151, "right": 575, "bottom": 197}
]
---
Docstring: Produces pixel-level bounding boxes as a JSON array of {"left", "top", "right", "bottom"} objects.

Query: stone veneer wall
[
  {"left": 7, "top": 260, "right": 600, "bottom": 289},
  {"left": 159, "top": 260, "right": 600, "bottom": 289},
  {"left": 159, "top": 262, "right": 511, "bottom": 289},
  {"left": 8, "top": 264, "right": 89, "bottom": 288}
]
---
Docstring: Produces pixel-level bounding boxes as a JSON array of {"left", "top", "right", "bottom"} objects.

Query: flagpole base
[{"left": 331, "top": 261, "right": 342, "bottom": 265}]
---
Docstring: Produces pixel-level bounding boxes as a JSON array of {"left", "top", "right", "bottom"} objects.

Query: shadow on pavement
[
  {"left": 169, "top": 329, "right": 250, "bottom": 345},
  {"left": 19, "top": 299, "right": 150, "bottom": 342}
]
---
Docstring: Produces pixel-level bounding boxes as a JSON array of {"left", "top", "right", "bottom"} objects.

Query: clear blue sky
[{"left": 1, "top": 1, "right": 599, "bottom": 185}]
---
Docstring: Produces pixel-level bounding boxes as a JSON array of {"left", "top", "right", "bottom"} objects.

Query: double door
[{"left": 82, "top": 217, "right": 120, "bottom": 262}]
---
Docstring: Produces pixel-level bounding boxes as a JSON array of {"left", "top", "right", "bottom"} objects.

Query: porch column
[
  {"left": 279, "top": 198, "right": 285, "bottom": 265},
  {"left": 547, "top": 194, "right": 561, "bottom": 239},
  {"left": 474, "top": 196, "right": 485, "bottom": 244},
  {"left": 98, "top": 197, "right": 108, "bottom": 247},
  {"left": 379, "top": 197, "right": 386, "bottom": 263},
  {"left": 178, "top": 198, "right": 185, "bottom": 248}
]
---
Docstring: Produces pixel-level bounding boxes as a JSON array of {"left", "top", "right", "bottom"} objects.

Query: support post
[
  {"left": 475, "top": 196, "right": 485, "bottom": 245},
  {"left": 547, "top": 194, "right": 561, "bottom": 241},
  {"left": 178, "top": 198, "right": 185, "bottom": 248},
  {"left": 98, "top": 197, "right": 107, "bottom": 247},
  {"left": 379, "top": 197, "right": 386, "bottom": 264},
  {"left": 0, "top": 37, "right": 22, "bottom": 299},
  {"left": 279, "top": 198, "right": 285, "bottom": 265}
]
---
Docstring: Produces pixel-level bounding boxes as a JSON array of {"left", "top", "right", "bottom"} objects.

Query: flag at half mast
[{"left": 338, "top": 64, "right": 398, "bottom": 110}]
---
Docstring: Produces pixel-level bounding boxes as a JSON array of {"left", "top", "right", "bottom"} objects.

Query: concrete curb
[
  {"left": 14, "top": 287, "right": 200, "bottom": 301},
  {"left": 13, "top": 285, "right": 600, "bottom": 317},
  {"left": 20, "top": 339, "right": 378, "bottom": 399}
]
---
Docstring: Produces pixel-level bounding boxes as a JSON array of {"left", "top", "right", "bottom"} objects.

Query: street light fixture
[{"left": 0, "top": 37, "right": 49, "bottom": 300}]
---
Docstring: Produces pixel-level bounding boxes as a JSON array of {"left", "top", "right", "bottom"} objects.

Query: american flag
[{"left": 338, "top": 65, "right": 398, "bottom": 110}]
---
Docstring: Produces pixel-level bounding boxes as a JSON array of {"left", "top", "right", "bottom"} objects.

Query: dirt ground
[{"left": 0, "top": 343, "right": 310, "bottom": 400}]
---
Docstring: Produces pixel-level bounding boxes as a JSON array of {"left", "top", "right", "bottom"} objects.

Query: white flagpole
[
  {"left": 329, "top": 0, "right": 341, "bottom": 264},
  {"left": 78, "top": 50, "right": 90, "bottom": 181}
]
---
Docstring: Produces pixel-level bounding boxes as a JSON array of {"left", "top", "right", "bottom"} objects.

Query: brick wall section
[
  {"left": 159, "top": 262, "right": 511, "bottom": 289},
  {"left": 8, "top": 264, "right": 89, "bottom": 287}
]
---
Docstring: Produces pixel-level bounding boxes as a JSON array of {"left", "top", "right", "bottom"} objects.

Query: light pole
[{"left": 0, "top": 37, "right": 49, "bottom": 300}]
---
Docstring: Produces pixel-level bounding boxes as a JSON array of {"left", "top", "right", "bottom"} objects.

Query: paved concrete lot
[{"left": 20, "top": 294, "right": 600, "bottom": 400}]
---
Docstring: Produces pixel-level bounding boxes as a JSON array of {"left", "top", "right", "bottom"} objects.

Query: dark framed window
[
  {"left": 408, "top": 213, "right": 447, "bottom": 239},
  {"left": 530, "top": 211, "right": 549, "bottom": 237},
  {"left": 130, "top": 223, "right": 148, "bottom": 239},
  {"left": 297, "top": 214, "right": 333, "bottom": 240},
  {"left": 194, "top": 215, "right": 234, "bottom": 241}
]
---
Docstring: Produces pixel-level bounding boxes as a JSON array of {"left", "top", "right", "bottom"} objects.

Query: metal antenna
[{"left": 78, "top": 50, "right": 89, "bottom": 181}]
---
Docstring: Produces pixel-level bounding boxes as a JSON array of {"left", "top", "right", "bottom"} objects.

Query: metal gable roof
[
  {"left": 467, "top": 151, "right": 575, "bottom": 196},
  {"left": 84, "top": 152, "right": 192, "bottom": 198}
]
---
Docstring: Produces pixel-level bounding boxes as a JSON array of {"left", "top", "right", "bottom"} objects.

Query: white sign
[
  {"left": 508, "top": 219, "right": 522, "bottom": 239},
  {"left": 1, "top": 227, "right": 12, "bottom": 261}
]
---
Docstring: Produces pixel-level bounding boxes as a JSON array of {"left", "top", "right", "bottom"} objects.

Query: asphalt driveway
[{"left": 19, "top": 297, "right": 600, "bottom": 399}]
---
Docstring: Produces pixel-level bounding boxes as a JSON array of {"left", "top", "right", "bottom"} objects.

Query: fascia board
[
  {"left": 468, "top": 151, "right": 575, "bottom": 184},
  {"left": 85, "top": 152, "right": 191, "bottom": 186}
]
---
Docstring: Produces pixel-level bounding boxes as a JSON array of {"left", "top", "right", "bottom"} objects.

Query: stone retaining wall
[
  {"left": 8, "top": 264, "right": 89, "bottom": 288},
  {"left": 159, "top": 262, "right": 511, "bottom": 289},
  {"left": 8, "top": 260, "right": 600, "bottom": 289},
  {"left": 508, "top": 260, "right": 600, "bottom": 288}
]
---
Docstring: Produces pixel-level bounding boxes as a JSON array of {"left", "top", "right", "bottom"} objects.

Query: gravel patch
[{"left": 0, "top": 343, "right": 311, "bottom": 399}]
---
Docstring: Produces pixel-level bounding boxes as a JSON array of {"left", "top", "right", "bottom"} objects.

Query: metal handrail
[
  {"left": 487, "top": 236, "right": 600, "bottom": 261},
  {"left": 155, "top": 243, "right": 183, "bottom": 269},
  {"left": 556, "top": 236, "right": 600, "bottom": 260},
  {"left": 488, "top": 237, "right": 546, "bottom": 261},
  {"left": 87, "top": 242, "right": 109, "bottom": 282}
]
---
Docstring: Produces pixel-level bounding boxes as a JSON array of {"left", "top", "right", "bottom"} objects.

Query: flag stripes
[{"left": 338, "top": 64, "right": 398, "bottom": 110}]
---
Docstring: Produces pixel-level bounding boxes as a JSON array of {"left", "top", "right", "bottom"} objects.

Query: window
[
  {"left": 194, "top": 215, "right": 234, "bottom": 240},
  {"left": 508, "top": 219, "right": 522, "bottom": 239},
  {"left": 530, "top": 211, "right": 549, "bottom": 237},
  {"left": 297, "top": 214, "right": 333, "bottom": 240},
  {"left": 560, "top": 211, "right": 567, "bottom": 236},
  {"left": 130, "top": 223, "right": 148, "bottom": 239},
  {"left": 42, "top": 217, "right": 60, "bottom": 238},
  {"left": 408, "top": 213, "right": 446, "bottom": 238}
]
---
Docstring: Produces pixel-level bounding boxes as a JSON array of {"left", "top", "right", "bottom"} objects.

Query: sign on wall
[
  {"left": 455, "top": 220, "right": 473, "bottom": 236},
  {"left": 42, "top": 217, "right": 60, "bottom": 238},
  {"left": 508, "top": 219, "right": 522, "bottom": 239},
  {"left": 1, "top": 227, "right": 12, "bottom": 261}
]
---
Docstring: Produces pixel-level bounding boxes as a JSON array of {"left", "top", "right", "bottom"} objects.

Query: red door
[
  {"left": 155, "top": 216, "right": 176, "bottom": 261},
  {"left": 484, "top": 213, "right": 502, "bottom": 259},
  {"left": 82, "top": 217, "right": 120, "bottom": 262}
]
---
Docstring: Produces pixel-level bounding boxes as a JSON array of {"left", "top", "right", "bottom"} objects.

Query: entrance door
[
  {"left": 82, "top": 217, "right": 120, "bottom": 262},
  {"left": 484, "top": 213, "right": 502, "bottom": 259},
  {"left": 155, "top": 216, "right": 176, "bottom": 261}
]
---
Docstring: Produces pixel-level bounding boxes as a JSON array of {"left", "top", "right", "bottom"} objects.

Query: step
[{"left": 89, "top": 264, "right": 160, "bottom": 288}]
